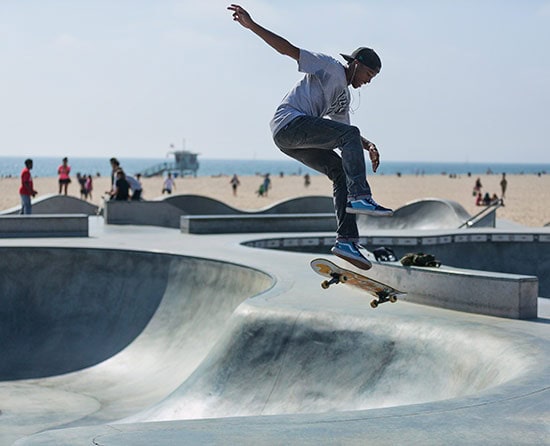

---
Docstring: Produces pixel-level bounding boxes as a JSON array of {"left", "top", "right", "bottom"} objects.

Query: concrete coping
[
  {"left": 181, "top": 213, "right": 336, "bottom": 234},
  {"left": 0, "top": 214, "right": 89, "bottom": 238}
]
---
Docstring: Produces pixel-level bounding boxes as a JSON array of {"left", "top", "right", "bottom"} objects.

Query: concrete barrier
[
  {"left": 181, "top": 213, "right": 337, "bottom": 234},
  {"left": 371, "top": 262, "right": 538, "bottom": 319},
  {"left": 243, "top": 236, "right": 539, "bottom": 319},
  {"left": 0, "top": 214, "right": 88, "bottom": 238},
  {"left": 104, "top": 195, "right": 335, "bottom": 228},
  {"left": 104, "top": 200, "right": 183, "bottom": 228}
]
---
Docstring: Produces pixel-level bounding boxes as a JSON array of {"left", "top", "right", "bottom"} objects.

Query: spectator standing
[
  {"left": 76, "top": 173, "right": 87, "bottom": 199},
  {"left": 57, "top": 157, "right": 71, "bottom": 195},
  {"left": 85, "top": 175, "right": 93, "bottom": 200},
  {"left": 500, "top": 173, "right": 508, "bottom": 198},
  {"left": 162, "top": 173, "right": 176, "bottom": 194},
  {"left": 19, "top": 159, "right": 37, "bottom": 214}
]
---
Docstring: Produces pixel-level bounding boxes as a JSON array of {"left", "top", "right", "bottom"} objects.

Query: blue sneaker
[
  {"left": 331, "top": 241, "right": 372, "bottom": 270},
  {"left": 346, "top": 196, "right": 393, "bottom": 216}
]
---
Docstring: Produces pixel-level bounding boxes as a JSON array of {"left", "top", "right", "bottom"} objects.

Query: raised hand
[{"left": 228, "top": 4, "right": 254, "bottom": 28}]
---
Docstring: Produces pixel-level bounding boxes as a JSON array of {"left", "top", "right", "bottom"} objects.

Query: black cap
[{"left": 340, "top": 47, "right": 381, "bottom": 70}]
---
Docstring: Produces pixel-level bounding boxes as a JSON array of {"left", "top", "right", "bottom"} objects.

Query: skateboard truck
[
  {"left": 370, "top": 288, "right": 398, "bottom": 308},
  {"left": 321, "top": 272, "right": 348, "bottom": 289}
]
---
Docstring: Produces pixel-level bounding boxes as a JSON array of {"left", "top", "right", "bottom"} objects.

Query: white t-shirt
[{"left": 270, "top": 49, "right": 351, "bottom": 137}]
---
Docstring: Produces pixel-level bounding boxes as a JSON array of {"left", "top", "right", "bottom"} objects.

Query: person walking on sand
[
  {"left": 162, "top": 172, "right": 176, "bottom": 194},
  {"left": 262, "top": 173, "right": 271, "bottom": 197},
  {"left": 57, "top": 157, "right": 71, "bottom": 195},
  {"left": 19, "top": 158, "right": 37, "bottom": 214},
  {"left": 500, "top": 173, "right": 508, "bottom": 198},
  {"left": 228, "top": 4, "right": 392, "bottom": 270},
  {"left": 230, "top": 174, "right": 240, "bottom": 196}
]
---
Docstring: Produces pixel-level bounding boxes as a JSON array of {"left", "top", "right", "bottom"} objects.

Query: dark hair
[{"left": 24, "top": 158, "right": 33, "bottom": 167}]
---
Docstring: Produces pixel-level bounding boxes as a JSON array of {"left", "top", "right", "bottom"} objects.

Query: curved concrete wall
[
  {"left": 0, "top": 247, "right": 273, "bottom": 380},
  {"left": 0, "top": 194, "right": 98, "bottom": 216},
  {"left": 105, "top": 195, "right": 335, "bottom": 228},
  {"left": 133, "top": 303, "right": 532, "bottom": 421},
  {"left": 357, "top": 198, "right": 471, "bottom": 230}
]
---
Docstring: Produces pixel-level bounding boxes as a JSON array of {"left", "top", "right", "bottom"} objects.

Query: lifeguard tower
[{"left": 140, "top": 143, "right": 200, "bottom": 178}]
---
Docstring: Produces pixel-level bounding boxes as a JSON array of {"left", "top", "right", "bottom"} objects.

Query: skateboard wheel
[
  {"left": 370, "top": 300, "right": 378, "bottom": 308},
  {"left": 321, "top": 280, "right": 330, "bottom": 289},
  {"left": 389, "top": 295, "right": 397, "bottom": 303},
  {"left": 340, "top": 275, "right": 348, "bottom": 283}
]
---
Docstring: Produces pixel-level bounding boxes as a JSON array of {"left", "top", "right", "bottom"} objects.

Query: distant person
[
  {"left": 162, "top": 173, "right": 176, "bottom": 194},
  {"left": 57, "top": 157, "right": 71, "bottom": 195},
  {"left": 490, "top": 193, "right": 500, "bottom": 205},
  {"left": 85, "top": 175, "right": 93, "bottom": 200},
  {"left": 228, "top": 4, "right": 392, "bottom": 270},
  {"left": 110, "top": 169, "right": 130, "bottom": 201},
  {"left": 475, "top": 192, "right": 483, "bottom": 206},
  {"left": 126, "top": 173, "right": 143, "bottom": 201},
  {"left": 76, "top": 173, "right": 87, "bottom": 199},
  {"left": 230, "top": 174, "right": 240, "bottom": 196},
  {"left": 256, "top": 183, "right": 266, "bottom": 197},
  {"left": 262, "top": 173, "right": 271, "bottom": 197},
  {"left": 482, "top": 192, "right": 491, "bottom": 206},
  {"left": 500, "top": 173, "right": 508, "bottom": 198},
  {"left": 473, "top": 177, "right": 482, "bottom": 196},
  {"left": 109, "top": 157, "right": 120, "bottom": 185},
  {"left": 19, "top": 158, "right": 37, "bottom": 214},
  {"left": 304, "top": 173, "right": 311, "bottom": 187}
]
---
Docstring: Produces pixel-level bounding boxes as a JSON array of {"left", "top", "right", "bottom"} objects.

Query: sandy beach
[{"left": 1, "top": 172, "right": 549, "bottom": 227}]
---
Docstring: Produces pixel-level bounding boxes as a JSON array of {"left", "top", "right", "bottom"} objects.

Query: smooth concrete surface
[
  {"left": 181, "top": 213, "right": 336, "bottom": 234},
  {"left": 0, "top": 195, "right": 98, "bottom": 216},
  {"left": 0, "top": 214, "right": 88, "bottom": 238},
  {"left": 0, "top": 218, "right": 548, "bottom": 445}
]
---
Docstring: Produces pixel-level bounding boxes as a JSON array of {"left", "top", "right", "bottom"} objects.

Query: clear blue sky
[{"left": 1, "top": 0, "right": 549, "bottom": 162}]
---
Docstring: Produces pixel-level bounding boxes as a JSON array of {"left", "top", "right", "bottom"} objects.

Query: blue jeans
[
  {"left": 274, "top": 116, "right": 372, "bottom": 241},
  {"left": 20, "top": 194, "right": 32, "bottom": 214}
]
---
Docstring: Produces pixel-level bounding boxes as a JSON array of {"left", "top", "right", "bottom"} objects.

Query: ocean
[{"left": 0, "top": 156, "right": 547, "bottom": 179}]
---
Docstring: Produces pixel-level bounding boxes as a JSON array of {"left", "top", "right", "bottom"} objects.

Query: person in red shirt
[
  {"left": 57, "top": 157, "right": 71, "bottom": 195},
  {"left": 19, "top": 159, "right": 37, "bottom": 214}
]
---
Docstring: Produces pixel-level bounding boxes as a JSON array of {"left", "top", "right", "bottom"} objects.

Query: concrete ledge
[
  {"left": 181, "top": 214, "right": 337, "bottom": 234},
  {"left": 0, "top": 214, "right": 89, "bottom": 238},
  {"left": 370, "top": 263, "right": 538, "bottom": 319},
  {"left": 244, "top": 236, "right": 539, "bottom": 319}
]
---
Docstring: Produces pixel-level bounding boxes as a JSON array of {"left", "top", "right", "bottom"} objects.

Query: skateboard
[{"left": 310, "top": 258, "right": 406, "bottom": 308}]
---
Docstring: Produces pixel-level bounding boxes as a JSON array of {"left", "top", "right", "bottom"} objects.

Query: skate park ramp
[
  {"left": 0, "top": 247, "right": 273, "bottom": 381},
  {"left": 129, "top": 303, "right": 533, "bottom": 422},
  {"left": 1, "top": 244, "right": 542, "bottom": 446},
  {"left": 162, "top": 194, "right": 334, "bottom": 215},
  {"left": 0, "top": 194, "right": 98, "bottom": 216},
  {"left": 357, "top": 198, "right": 471, "bottom": 230}
]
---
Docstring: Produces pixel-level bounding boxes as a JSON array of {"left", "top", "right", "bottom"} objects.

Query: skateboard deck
[{"left": 310, "top": 258, "right": 406, "bottom": 308}]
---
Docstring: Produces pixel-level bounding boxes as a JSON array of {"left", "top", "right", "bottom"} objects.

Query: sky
[{"left": 1, "top": 0, "right": 549, "bottom": 163}]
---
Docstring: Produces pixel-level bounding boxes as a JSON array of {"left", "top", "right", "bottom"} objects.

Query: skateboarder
[{"left": 228, "top": 4, "right": 392, "bottom": 270}]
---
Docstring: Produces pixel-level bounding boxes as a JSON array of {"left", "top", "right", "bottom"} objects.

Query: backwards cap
[{"left": 340, "top": 47, "right": 381, "bottom": 70}]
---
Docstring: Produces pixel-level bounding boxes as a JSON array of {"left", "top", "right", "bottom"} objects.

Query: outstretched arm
[{"left": 228, "top": 4, "right": 300, "bottom": 61}]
